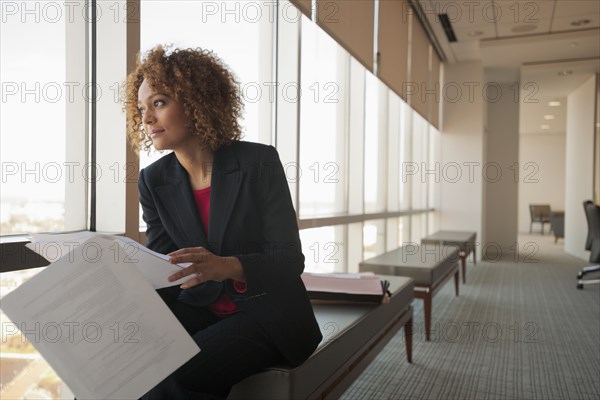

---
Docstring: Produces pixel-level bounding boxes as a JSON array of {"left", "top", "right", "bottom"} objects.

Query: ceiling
[
  {"left": 415, "top": 0, "right": 600, "bottom": 134},
  {"left": 519, "top": 58, "right": 599, "bottom": 135}
]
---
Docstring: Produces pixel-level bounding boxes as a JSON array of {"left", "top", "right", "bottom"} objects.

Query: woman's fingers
[
  {"left": 167, "top": 251, "right": 215, "bottom": 285},
  {"left": 180, "top": 272, "right": 203, "bottom": 289},
  {"left": 168, "top": 247, "right": 209, "bottom": 264},
  {"left": 168, "top": 263, "right": 200, "bottom": 282},
  {"left": 166, "top": 247, "right": 225, "bottom": 287},
  {"left": 168, "top": 246, "right": 205, "bottom": 258},
  {"left": 168, "top": 247, "right": 203, "bottom": 255}
]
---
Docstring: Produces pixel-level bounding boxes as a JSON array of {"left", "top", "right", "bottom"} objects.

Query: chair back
[
  {"left": 529, "top": 204, "right": 551, "bottom": 221},
  {"left": 583, "top": 200, "right": 593, "bottom": 250},
  {"left": 583, "top": 201, "right": 600, "bottom": 263},
  {"left": 549, "top": 211, "right": 565, "bottom": 238}
]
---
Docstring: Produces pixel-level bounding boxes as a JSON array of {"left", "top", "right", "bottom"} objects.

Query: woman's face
[{"left": 137, "top": 79, "right": 193, "bottom": 151}]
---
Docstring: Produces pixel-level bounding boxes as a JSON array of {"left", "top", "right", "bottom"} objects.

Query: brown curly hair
[{"left": 125, "top": 45, "right": 243, "bottom": 153}]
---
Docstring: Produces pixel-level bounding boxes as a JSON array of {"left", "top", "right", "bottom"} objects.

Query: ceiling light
[
  {"left": 548, "top": 101, "right": 561, "bottom": 107},
  {"left": 571, "top": 19, "right": 590, "bottom": 26},
  {"left": 544, "top": 115, "right": 555, "bottom": 120},
  {"left": 467, "top": 30, "right": 484, "bottom": 37},
  {"left": 541, "top": 125, "right": 550, "bottom": 130},
  {"left": 558, "top": 70, "right": 573, "bottom": 76}
]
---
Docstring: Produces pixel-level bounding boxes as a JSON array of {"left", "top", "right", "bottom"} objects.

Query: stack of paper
[
  {"left": 1, "top": 234, "right": 200, "bottom": 399},
  {"left": 301, "top": 272, "right": 385, "bottom": 304}
]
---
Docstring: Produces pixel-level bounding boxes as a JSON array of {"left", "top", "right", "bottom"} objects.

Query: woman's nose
[{"left": 142, "top": 109, "right": 155, "bottom": 125}]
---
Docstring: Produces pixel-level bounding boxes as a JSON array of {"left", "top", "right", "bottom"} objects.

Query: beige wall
[
  {"left": 484, "top": 83, "right": 520, "bottom": 257},
  {"left": 565, "top": 74, "right": 596, "bottom": 260},
  {"left": 518, "top": 133, "right": 566, "bottom": 233}
]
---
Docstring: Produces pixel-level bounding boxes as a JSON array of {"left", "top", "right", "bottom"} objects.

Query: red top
[{"left": 193, "top": 187, "right": 246, "bottom": 317}]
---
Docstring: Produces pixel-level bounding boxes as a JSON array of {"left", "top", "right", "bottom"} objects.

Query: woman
[{"left": 125, "top": 46, "right": 322, "bottom": 399}]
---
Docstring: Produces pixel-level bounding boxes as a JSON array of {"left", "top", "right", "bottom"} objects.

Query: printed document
[
  {"left": 25, "top": 232, "right": 190, "bottom": 288},
  {"left": 2, "top": 236, "right": 200, "bottom": 399}
]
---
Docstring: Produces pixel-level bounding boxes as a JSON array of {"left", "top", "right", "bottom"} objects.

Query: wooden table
[
  {"left": 421, "top": 230, "right": 477, "bottom": 284},
  {"left": 359, "top": 245, "right": 459, "bottom": 341}
]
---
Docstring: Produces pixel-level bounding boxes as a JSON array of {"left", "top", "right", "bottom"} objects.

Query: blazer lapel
[
  {"left": 208, "top": 144, "right": 245, "bottom": 254},
  {"left": 155, "top": 155, "right": 208, "bottom": 249},
  {"left": 155, "top": 155, "right": 223, "bottom": 308}
]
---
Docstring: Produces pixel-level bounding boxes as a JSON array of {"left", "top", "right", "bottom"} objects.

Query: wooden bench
[
  {"left": 227, "top": 276, "right": 414, "bottom": 400},
  {"left": 421, "top": 230, "right": 477, "bottom": 284},
  {"left": 360, "top": 245, "right": 459, "bottom": 341}
]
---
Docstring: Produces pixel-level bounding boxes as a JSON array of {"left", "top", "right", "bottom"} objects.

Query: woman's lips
[{"left": 150, "top": 129, "right": 165, "bottom": 138}]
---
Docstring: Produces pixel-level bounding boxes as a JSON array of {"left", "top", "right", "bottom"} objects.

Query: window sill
[{"left": 0, "top": 231, "right": 125, "bottom": 273}]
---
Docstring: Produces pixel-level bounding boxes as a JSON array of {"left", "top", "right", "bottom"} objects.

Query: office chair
[
  {"left": 529, "top": 204, "right": 551, "bottom": 234},
  {"left": 577, "top": 200, "right": 600, "bottom": 289},
  {"left": 549, "top": 211, "right": 565, "bottom": 243}
]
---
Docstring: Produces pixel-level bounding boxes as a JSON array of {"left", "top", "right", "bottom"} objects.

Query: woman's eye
[{"left": 154, "top": 99, "right": 165, "bottom": 107}]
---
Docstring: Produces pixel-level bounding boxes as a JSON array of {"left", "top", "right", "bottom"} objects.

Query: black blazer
[{"left": 138, "top": 141, "right": 322, "bottom": 366}]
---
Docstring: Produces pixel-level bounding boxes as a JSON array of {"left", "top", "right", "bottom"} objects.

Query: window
[
  {"left": 363, "top": 219, "right": 385, "bottom": 260},
  {"left": 138, "top": 0, "right": 275, "bottom": 228},
  {"left": 298, "top": 16, "right": 348, "bottom": 218},
  {"left": 1, "top": 2, "right": 89, "bottom": 396},
  {"left": 398, "top": 216, "right": 410, "bottom": 247},
  {"left": 1, "top": 2, "right": 87, "bottom": 235},
  {"left": 364, "top": 72, "right": 388, "bottom": 213},
  {"left": 141, "top": 0, "right": 273, "bottom": 143},
  {"left": 411, "top": 213, "right": 428, "bottom": 244},
  {"left": 387, "top": 90, "right": 404, "bottom": 213},
  {"left": 428, "top": 127, "right": 441, "bottom": 233},
  {"left": 399, "top": 101, "right": 411, "bottom": 210},
  {"left": 411, "top": 111, "right": 429, "bottom": 211},
  {"left": 300, "top": 225, "right": 345, "bottom": 273}
]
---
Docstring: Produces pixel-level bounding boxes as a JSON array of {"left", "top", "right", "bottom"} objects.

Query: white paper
[
  {"left": 26, "top": 232, "right": 190, "bottom": 289},
  {"left": 25, "top": 231, "right": 98, "bottom": 262},
  {"left": 1, "top": 236, "right": 200, "bottom": 400},
  {"left": 301, "top": 272, "right": 383, "bottom": 295}
]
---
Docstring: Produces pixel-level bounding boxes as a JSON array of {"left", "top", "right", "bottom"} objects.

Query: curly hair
[{"left": 125, "top": 45, "right": 243, "bottom": 153}]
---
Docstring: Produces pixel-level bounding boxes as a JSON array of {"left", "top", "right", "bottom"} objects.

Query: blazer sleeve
[
  {"left": 235, "top": 145, "right": 305, "bottom": 294},
  {"left": 138, "top": 168, "right": 178, "bottom": 255}
]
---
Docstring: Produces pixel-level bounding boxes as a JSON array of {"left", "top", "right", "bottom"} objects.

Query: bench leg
[
  {"left": 460, "top": 255, "right": 466, "bottom": 284},
  {"left": 454, "top": 269, "right": 459, "bottom": 296},
  {"left": 424, "top": 294, "right": 432, "bottom": 341},
  {"left": 404, "top": 317, "right": 413, "bottom": 363}
]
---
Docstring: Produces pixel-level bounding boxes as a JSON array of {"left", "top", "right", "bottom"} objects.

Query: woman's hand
[{"left": 167, "top": 247, "right": 246, "bottom": 289}]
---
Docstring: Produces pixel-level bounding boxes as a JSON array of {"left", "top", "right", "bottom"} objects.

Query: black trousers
[{"left": 141, "top": 286, "right": 284, "bottom": 400}]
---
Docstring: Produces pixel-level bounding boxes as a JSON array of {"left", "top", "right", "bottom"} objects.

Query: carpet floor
[{"left": 340, "top": 234, "right": 600, "bottom": 400}]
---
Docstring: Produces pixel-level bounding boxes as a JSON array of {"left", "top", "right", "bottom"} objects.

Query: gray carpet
[{"left": 340, "top": 235, "right": 600, "bottom": 400}]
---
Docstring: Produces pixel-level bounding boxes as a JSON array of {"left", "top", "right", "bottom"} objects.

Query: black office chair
[
  {"left": 549, "top": 211, "right": 565, "bottom": 243},
  {"left": 577, "top": 200, "right": 600, "bottom": 289}
]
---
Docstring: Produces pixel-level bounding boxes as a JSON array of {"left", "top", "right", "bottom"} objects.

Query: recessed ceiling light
[
  {"left": 558, "top": 70, "right": 573, "bottom": 76},
  {"left": 548, "top": 101, "right": 561, "bottom": 107},
  {"left": 467, "top": 30, "right": 484, "bottom": 37},
  {"left": 511, "top": 25, "right": 538, "bottom": 33},
  {"left": 571, "top": 19, "right": 590, "bottom": 26},
  {"left": 541, "top": 124, "right": 550, "bottom": 130},
  {"left": 544, "top": 115, "right": 555, "bottom": 120}
]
